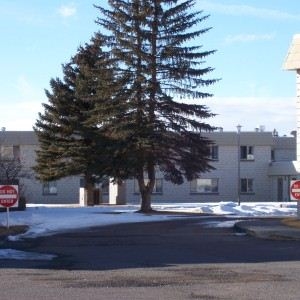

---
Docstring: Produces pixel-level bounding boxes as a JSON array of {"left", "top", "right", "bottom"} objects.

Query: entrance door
[{"left": 277, "top": 177, "right": 283, "bottom": 202}]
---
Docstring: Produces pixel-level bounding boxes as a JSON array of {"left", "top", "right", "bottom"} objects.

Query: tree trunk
[
  {"left": 85, "top": 175, "right": 95, "bottom": 206},
  {"left": 138, "top": 1, "right": 158, "bottom": 214},
  {"left": 138, "top": 163, "right": 156, "bottom": 213},
  {"left": 140, "top": 189, "right": 153, "bottom": 213}
]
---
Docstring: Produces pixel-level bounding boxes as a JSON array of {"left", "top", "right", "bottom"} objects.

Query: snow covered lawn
[
  {"left": 0, "top": 201, "right": 297, "bottom": 260},
  {"left": 0, "top": 201, "right": 297, "bottom": 240}
]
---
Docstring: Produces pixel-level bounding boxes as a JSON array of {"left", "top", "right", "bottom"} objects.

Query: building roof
[
  {"left": 0, "top": 131, "right": 38, "bottom": 145},
  {"left": 268, "top": 161, "right": 300, "bottom": 176},
  {"left": 204, "top": 131, "right": 274, "bottom": 146},
  {"left": 273, "top": 136, "right": 296, "bottom": 149},
  {"left": 0, "top": 130, "right": 292, "bottom": 148},
  {"left": 283, "top": 34, "right": 300, "bottom": 70}
]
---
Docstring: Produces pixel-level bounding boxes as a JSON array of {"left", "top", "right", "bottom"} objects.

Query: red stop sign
[
  {"left": 0, "top": 185, "right": 19, "bottom": 208},
  {"left": 290, "top": 180, "right": 300, "bottom": 201}
]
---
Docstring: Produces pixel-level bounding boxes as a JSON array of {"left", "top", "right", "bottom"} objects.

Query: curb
[{"left": 234, "top": 221, "right": 300, "bottom": 241}]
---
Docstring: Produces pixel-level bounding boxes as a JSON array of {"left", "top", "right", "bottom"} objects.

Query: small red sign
[
  {"left": 290, "top": 180, "right": 300, "bottom": 201},
  {"left": 0, "top": 185, "right": 19, "bottom": 208}
]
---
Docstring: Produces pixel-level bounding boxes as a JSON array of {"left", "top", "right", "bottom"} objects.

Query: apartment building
[
  {"left": 126, "top": 130, "right": 296, "bottom": 204},
  {"left": 0, "top": 130, "right": 80, "bottom": 205},
  {"left": 0, "top": 129, "right": 296, "bottom": 205}
]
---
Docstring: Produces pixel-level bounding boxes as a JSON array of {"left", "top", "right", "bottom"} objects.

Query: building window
[
  {"left": 134, "top": 179, "right": 163, "bottom": 194},
  {"left": 209, "top": 145, "right": 219, "bottom": 160},
  {"left": 0, "top": 145, "right": 20, "bottom": 160},
  {"left": 0, "top": 146, "right": 12, "bottom": 159},
  {"left": 101, "top": 179, "right": 109, "bottom": 194},
  {"left": 190, "top": 178, "right": 218, "bottom": 193},
  {"left": 271, "top": 149, "right": 275, "bottom": 161},
  {"left": 240, "top": 178, "right": 254, "bottom": 193},
  {"left": 43, "top": 181, "right": 57, "bottom": 195},
  {"left": 13, "top": 145, "right": 20, "bottom": 161},
  {"left": 240, "top": 146, "right": 254, "bottom": 160}
]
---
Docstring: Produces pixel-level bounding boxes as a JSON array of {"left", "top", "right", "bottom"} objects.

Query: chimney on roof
[
  {"left": 259, "top": 125, "right": 265, "bottom": 132},
  {"left": 291, "top": 130, "right": 297, "bottom": 138},
  {"left": 273, "top": 129, "right": 279, "bottom": 137}
]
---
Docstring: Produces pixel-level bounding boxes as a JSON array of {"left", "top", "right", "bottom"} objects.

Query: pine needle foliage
[
  {"left": 95, "top": 0, "right": 218, "bottom": 212},
  {"left": 34, "top": 34, "right": 116, "bottom": 201}
]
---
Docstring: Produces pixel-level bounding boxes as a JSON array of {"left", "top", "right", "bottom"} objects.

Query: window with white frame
[
  {"left": 209, "top": 145, "right": 219, "bottom": 160},
  {"left": 134, "top": 178, "right": 163, "bottom": 194},
  {"left": 0, "top": 146, "right": 13, "bottom": 159},
  {"left": 190, "top": 178, "right": 218, "bottom": 193},
  {"left": 42, "top": 181, "right": 57, "bottom": 195},
  {"left": 240, "top": 146, "right": 254, "bottom": 160},
  {"left": 0, "top": 145, "right": 20, "bottom": 161},
  {"left": 240, "top": 178, "right": 254, "bottom": 193}
]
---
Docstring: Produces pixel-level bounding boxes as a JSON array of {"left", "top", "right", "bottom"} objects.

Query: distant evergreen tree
[
  {"left": 34, "top": 34, "right": 116, "bottom": 204},
  {"left": 95, "top": 0, "right": 218, "bottom": 212}
]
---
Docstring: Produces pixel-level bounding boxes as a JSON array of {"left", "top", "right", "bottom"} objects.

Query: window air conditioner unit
[{"left": 247, "top": 154, "right": 254, "bottom": 160}]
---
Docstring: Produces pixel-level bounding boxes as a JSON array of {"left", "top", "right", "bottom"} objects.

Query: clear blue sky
[{"left": 0, "top": 0, "right": 299, "bottom": 135}]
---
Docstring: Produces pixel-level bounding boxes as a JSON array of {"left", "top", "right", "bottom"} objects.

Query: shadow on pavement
[{"left": 1, "top": 217, "right": 300, "bottom": 270}]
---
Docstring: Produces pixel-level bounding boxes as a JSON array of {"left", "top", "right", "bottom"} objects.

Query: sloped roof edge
[{"left": 283, "top": 34, "right": 300, "bottom": 70}]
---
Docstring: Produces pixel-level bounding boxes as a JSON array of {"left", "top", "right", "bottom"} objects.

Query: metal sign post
[{"left": 6, "top": 207, "right": 10, "bottom": 229}]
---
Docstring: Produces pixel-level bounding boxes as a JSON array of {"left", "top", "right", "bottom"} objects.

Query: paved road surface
[{"left": 1, "top": 216, "right": 300, "bottom": 299}]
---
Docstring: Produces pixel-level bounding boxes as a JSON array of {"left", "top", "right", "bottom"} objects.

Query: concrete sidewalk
[{"left": 235, "top": 218, "right": 300, "bottom": 241}]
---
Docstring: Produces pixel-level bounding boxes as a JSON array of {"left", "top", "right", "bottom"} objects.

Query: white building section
[
  {"left": 0, "top": 129, "right": 297, "bottom": 205},
  {"left": 283, "top": 34, "right": 300, "bottom": 162}
]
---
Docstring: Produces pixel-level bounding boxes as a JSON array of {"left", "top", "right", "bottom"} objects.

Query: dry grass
[
  {"left": 0, "top": 225, "right": 28, "bottom": 237},
  {"left": 281, "top": 218, "right": 300, "bottom": 228}
]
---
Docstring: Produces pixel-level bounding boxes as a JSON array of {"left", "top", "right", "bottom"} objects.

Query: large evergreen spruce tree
[
  {"left": 34, "top": 34, "right": 115, "bottom": 204},
  {"left": 95, "top": 0, "right": 218, "bottom": 212}
]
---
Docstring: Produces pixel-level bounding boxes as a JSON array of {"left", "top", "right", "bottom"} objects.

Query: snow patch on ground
[
  {"left": 0, "top": 201, "right": 297, "bottom": 260},
  {"left": 0, "top": 249, "right": 56, "bottom": 260},
  {"left": 202, "top": 220, "right": 241, "bottom": 228}
]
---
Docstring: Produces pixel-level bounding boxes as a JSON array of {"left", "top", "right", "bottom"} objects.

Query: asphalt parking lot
[{"left": 1, "top": 216, "right": 300, "bottom": 299}]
